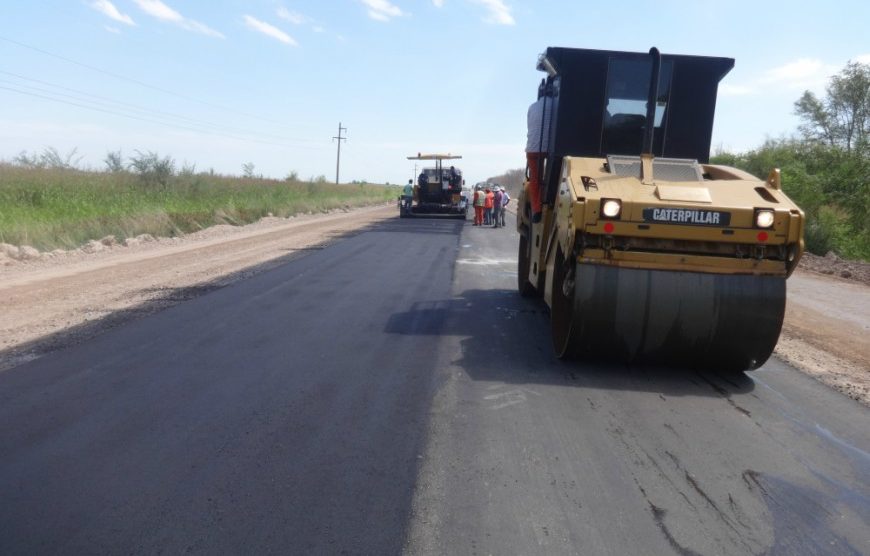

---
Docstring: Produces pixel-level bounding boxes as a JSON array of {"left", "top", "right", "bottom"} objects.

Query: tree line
[{"left": 713, "top": 60, "right": 869, "bottom": 259}]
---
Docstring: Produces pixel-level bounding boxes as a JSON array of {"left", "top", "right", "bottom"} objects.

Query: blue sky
[{"left": 1, "top": 0, "right": 868, "bottom": 184}]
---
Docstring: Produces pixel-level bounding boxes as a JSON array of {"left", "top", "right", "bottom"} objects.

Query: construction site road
[{"left": 0, "top": 209, "right": 868, "bottom": 555}]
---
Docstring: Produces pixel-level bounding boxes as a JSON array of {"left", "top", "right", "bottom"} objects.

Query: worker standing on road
[
  {"left": 473, "top": 185, "right": 485, "bottom": 226},
  {"left": 498, "top": 187, "right": 510, "bottom": 228},
  {"left": 492, "top": 187, "right": 503, "bottom": 228},
  {"left": 402, "top": 179, "right": 414, "bottom": 210},
  {"left": 484, "top": 186, "right": 494, "bottom": 225},
  {"left": 526, "top": 81, "right": 553, "bottom": 223}
]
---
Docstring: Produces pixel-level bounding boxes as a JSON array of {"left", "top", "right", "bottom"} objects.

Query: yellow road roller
[{"left": 517, "top": 47, "right": 805, "bottom": 372}]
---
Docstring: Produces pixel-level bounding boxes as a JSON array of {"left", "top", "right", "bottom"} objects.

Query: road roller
[{"left": 516, "top": 47, "right": 805, "bottom": 372}]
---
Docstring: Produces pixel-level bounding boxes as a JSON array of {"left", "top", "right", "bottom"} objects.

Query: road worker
[
  {"left": 492, "top": 187, "right": 504, "bottom": 228},
  {"left": 473, "top": 185, "right": 485, "bottom": 226},
  {"left": 402, "top": 179, "right": 414, "bottom": 210},
  {"left": 498, "top": 187, "right": 510, "bottom": 227},
  {"left": 449, "top": 166, "right": 461, "bottom": 190}
]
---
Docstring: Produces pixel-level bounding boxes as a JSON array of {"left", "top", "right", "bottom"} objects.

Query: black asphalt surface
[{"left": 1, "top": 214, "right": 868, "bottom": 555}]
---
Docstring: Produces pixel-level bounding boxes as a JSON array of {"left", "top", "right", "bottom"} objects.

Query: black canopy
[{"left": 537, "top": 47, "right": 734, "bottom": 202}]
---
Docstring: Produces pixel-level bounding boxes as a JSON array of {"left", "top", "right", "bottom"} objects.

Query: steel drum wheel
[{"left": 552, "top": 260, "right": 786, "bottom": 372}]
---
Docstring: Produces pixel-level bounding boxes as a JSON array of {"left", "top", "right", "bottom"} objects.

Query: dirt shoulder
[
  {"left": 796, "top": 251, "right": 870, "bottom": 286},
  {"left": 773, "top": 252, "right": 869, "bottom": 406},
  {"left": 1, "top": 209, "right": 867, "bottom": 406}
]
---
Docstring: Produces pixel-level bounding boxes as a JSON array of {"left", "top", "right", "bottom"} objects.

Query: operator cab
[{"left": 535, "top": 47, "right": 734, "bottom": 203}]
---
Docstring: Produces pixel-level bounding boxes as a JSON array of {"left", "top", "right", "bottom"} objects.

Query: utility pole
[{"left": 332, "top": 122, "right": 347, "bottom": 184}]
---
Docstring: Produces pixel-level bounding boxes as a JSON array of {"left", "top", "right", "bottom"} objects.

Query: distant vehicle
[
  {"left": 400, "top": 153, "right": 466, "bottom": 218},
  {"left": 517, "top": 46, "right": 805, "bottom": 372}
]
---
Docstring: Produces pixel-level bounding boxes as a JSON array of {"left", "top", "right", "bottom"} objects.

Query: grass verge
[{"left": 0, "top": 165, "right": 397, "bottom": 250}]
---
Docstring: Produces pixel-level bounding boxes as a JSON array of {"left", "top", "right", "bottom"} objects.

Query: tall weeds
[{"left": 0, "top": 164, "right": 396, "bottom": 250}]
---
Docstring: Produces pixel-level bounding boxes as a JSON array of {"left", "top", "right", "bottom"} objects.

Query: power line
[
  {"left": 0, "top": 70, "right": 322, "bottom": 146},
  {"left": 0, "top": 34, "right": 314, "bottom": 133},
  {"left": 0, "top": 84, "right": 327, "bottom": 150},
  {"left": 0, "top": 78, "right": 239, "bottom": 139}
]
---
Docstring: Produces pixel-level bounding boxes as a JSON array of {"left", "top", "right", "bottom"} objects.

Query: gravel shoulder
[
  {"left": 776, "top": 264, "right": 870, "bottom": 406},
  {"left": 1, "top": 209, "right": 867, "bottom": 405}
]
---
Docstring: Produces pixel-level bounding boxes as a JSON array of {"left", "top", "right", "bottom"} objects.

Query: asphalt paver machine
[{"left": 402, "top": 153, "right": 466, "bottom": 218}]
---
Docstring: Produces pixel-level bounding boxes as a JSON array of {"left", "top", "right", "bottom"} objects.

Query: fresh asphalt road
[{"left": 1, "top": 214, "right": 868, "bottom": 555}]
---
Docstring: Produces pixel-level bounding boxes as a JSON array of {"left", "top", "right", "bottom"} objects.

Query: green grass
[
  {"left": 711, "top": 140, "right": 869, "bottom": 261},
  {"left": 0, "top": 165, "right": 398, "bottom": 250}
]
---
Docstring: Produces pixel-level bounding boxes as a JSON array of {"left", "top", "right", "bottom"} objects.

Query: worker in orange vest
[{"left": 472, "top": 185, "right": 485, "bottom": 226}]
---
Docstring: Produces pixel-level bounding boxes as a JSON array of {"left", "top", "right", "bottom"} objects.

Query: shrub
[
  {"left": 129, "top": 150, "right": 175, "bottom": 187},
  {"left": 104, "top": 150, "right": 125, "bottom": 173}
]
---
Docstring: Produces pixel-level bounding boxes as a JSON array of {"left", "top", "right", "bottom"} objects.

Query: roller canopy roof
[{"left": 538, "top": 47, "right": 734, "bottom": 164}]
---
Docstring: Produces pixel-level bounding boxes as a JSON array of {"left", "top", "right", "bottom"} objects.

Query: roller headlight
[
  {"left": 601, "top": 199, "right": 622, "bottom": 219},
  {"left": 755, "top": 209, "right": 775, "bottom": 229}
]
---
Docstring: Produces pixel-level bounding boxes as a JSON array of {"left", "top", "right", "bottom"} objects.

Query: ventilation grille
[{"left": 607, "top": 155, "right": 703, "bottom": 182}]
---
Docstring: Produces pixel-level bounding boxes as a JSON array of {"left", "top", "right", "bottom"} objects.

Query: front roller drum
[{"left": 552, "top": 261, "right": 786, "bottom": 372}]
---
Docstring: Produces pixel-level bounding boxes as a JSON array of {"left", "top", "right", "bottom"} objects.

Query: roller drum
[{"left": 558, "top": 264, "right": 786, "bottom": 371}]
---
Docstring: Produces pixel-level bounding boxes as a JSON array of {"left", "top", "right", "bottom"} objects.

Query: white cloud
[
  {"left": 90, "top": 0, "right": 135, "bottom": 26},
  {"left": 855, "top": 54, "right": 870, "bottom": 65},
  {"left": 132, "top": 0, "right": 225, "bottom": 38},
  {"left": 760, "top": 58, "right": 835, "bottom": 90},
  {"left": 103, "top": 25, "right": 122, "bottom": 34},
  {"left": 432, "top": 0, "right": 444, "bottom": 7},
  {"left": 276, "top": 7, "right": 307, "bottom": 25},
  {"left": 719, "top": 84, "right": 754, "bottom": 96},
  {"left": 763, "top": 58, "right": 822, "bottom": 82},
  {"left": 243, "top": 15, "right": 297, "bottom": 46},
  {"left": 276, "top": 6, "right": 324, "bottom": 33},
  {"left": 185, "top": 20, "right": 225, "bottom": 38},
  {"left": 133, "top": 0, "right": 182, "bottom": 22},
  {"left": 471, "top": 0, "right": 514, "bottom": 25},
  {"left": 360, "top": 0, "right": 405, "bottom": 22}
]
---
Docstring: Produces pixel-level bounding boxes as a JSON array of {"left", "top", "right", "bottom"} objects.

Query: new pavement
[{"left": 1, "top": 215, "right": 867, "bottom": 555}]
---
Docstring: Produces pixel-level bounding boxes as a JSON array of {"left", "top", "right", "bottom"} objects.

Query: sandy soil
[
  {"left": 1, "top": 207, "right": 867, "bottom": 406},
  {"left": 773, "top": 252, "right": 870, "bottom": 405}
]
